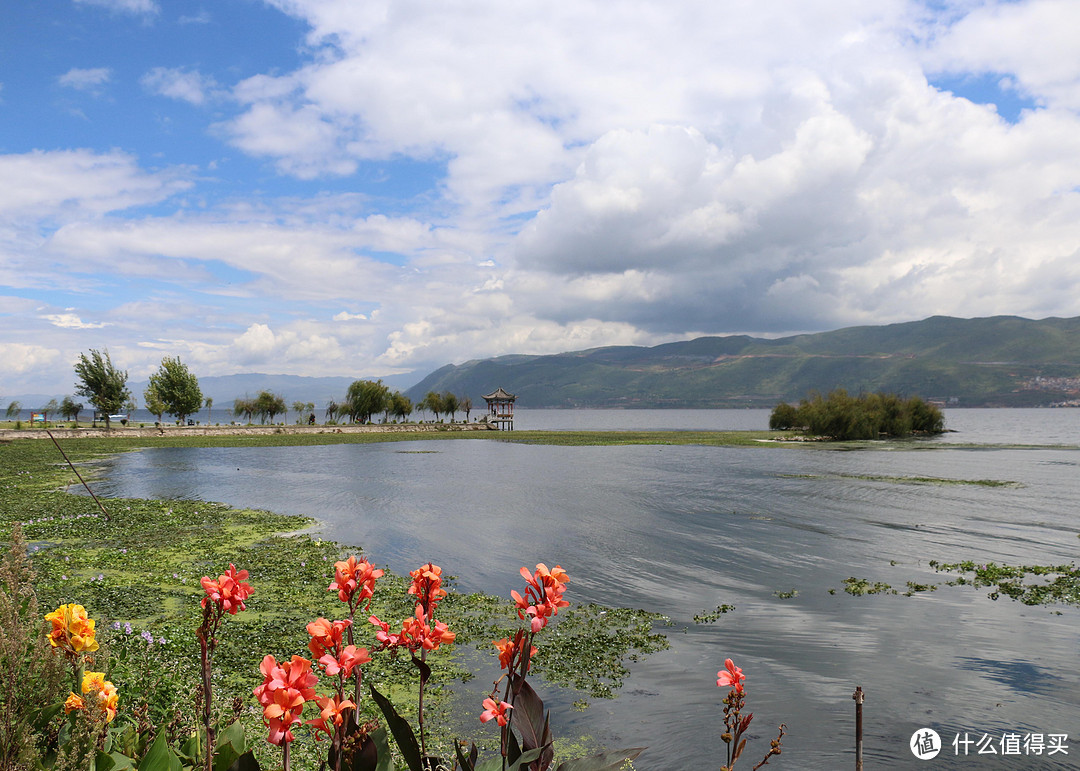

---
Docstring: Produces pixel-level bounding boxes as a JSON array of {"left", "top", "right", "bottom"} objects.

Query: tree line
[
  {"left": 9, "top": 348, "right": 477, "bottom": 429},
  {"left": 769, "top": 389, "right": 945, "bottom": 440}
]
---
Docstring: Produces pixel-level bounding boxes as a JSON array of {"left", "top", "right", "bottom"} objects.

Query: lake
[{"left": 87, "top": 409, "right": 1080, "bottom": 769}]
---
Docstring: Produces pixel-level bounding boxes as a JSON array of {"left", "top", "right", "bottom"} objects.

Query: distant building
[{"left": 483, "top": 387, "right": 516, "bottom": 430}]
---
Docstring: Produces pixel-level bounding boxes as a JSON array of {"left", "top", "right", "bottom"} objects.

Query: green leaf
[
  {"left": 554, "top": 748, "right": 646, "bottom": 771},
  {"left": 225, "top": 750, "right": 261, "bottom": 771},
  {"left": 214, "top": 721, "right": 251, "bottom": 771},
  {"left": 139, "top": 733, "right": 184, "bottom": 771},
  {"left": 369, "top": 682, "right": 423, "bottom": 771},
  {"left": 98, "top": 751, "right": 137, "bottom": 771}
]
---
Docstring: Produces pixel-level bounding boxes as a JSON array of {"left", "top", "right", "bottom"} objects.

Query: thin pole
[
  {"left": 46, "top": 429, "right": 110, "bottom": 522},
  {"left": 853, "top": 686, "right": 864, "bottom": 770}
]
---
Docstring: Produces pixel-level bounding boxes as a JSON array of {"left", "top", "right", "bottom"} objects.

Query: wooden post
[{"left": 852, "top": 686, "right": 864, "bottom": 770}]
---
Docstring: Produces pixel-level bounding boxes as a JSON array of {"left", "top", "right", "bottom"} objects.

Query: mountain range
[{"left": 405, "top": 315, "right": 1080, "bottom": 408}]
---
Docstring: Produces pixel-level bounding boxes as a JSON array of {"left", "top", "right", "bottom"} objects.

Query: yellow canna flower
[
  {"left": 81, "top": 671, "right": 119, "bottom": 723},
  {"left": 44, "top": 604, "right": 99, "bottom": 653}
]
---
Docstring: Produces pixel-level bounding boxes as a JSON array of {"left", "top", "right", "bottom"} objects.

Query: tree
[
  {"left": 292, "top": 401, "right": 306, "bottom": 424},
  {"left": 345, "top": 379, "right": 390, "bottom": 424},
  {"left": 74, "top": 349, "right": 131, "bottom": 430},
  {"left": 144, "top": 384, "right": 167, "bottom": 424},
  {"left": 39, "top": 399, "right": 59, "bottom": 426},
  {"left": 461, "top": 396, "right": 472, "bottom": 422},
  {"left": 205, "top": 396, "right": 214, "bottom": 424},
  {"left": 421, "top": 391, "right": 443, "bottom": 422},
  {"left": 5, "top": 401, "right": 20, "bottom": 420},
  {"left": 59, "top": 396, "right": 83, "bottom": 424},
  {"left": 441, "top": 391, "right": 459, "bottom": 422},
  {"left": 390, "top": 392, "right": 413, "bottom": 423},
  {"left": 233, "top": 397, "right": 256, "bottom": 424},
  {"left": 324, "top": 399, "right": 340, "bottom": 424},
  {"left": 254, "top": 391, "right": 286, "bottom": 424},
  {"left": 148, "top": 356, "right": 203, "bottom": 424}
]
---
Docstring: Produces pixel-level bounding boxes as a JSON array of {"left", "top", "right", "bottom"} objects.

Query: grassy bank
[{"left": 0, "top": 434, "right": 669, "bottom": 767}]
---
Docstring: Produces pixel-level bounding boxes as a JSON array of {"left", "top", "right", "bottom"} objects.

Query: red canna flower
[
  {"left": 201, "top": 564, "right": 253, "bottom": 615},
  {"left": 717, "top": 658, "right": 745, "bottom": 693},
  {"left": 329, "top": 556, "right": 383, "bottom": 605},
  {"left": 253, "top": 654, "right": 319, "bottom": 744},
  {"left": 480, "top": 697, "right": 513, "bottom": 726},
  {"left": 319, "top": 645, "right": 371, "bottom": 677}
]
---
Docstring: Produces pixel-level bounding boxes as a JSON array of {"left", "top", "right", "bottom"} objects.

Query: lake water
[{"left": 86, "top": 409, "right": 1080, "bottom": 769}]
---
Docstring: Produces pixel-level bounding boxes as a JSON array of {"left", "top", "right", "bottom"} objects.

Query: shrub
[{"left": 771, "top": 389, "right": 944, "bottom": 440}]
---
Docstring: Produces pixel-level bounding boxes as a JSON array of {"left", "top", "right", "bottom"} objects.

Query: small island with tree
[{"left": 769, "top": 389, "right": 945, "bottom": 441}]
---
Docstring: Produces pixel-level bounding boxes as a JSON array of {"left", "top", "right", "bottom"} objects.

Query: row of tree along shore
[{"left": 3, "top": 349, "right": 477, "bottom": 430}]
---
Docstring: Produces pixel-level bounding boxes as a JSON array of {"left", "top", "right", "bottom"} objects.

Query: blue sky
[{"left": 3, "top": 0, "right": 1080, "bottom": 397}]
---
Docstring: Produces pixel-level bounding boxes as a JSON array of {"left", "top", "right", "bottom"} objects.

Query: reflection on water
[{"left": 85, "top": 410, "right": 1080, "bottom": 770}]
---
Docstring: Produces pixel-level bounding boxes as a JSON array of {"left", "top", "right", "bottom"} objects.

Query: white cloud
[
  {"left": 58, "top": 67, "right": 112, "bottom": 93},
  {"left": 141, "top": 67, "right": 218, "bottom": 105},
  {"left": 40, "top": 312, "right": 110, "bottom": 329},
  {"left": 0, "top": 149, "right": 190, "bottom": 222},
  {"left": 0, "top": 343, "right": 61, "bottom": 375},
  {"left": 333, "top": 311, "right": 368, "bottom": 321},
  {"left": 73, "top": 0, "right": 158, "bottom": 14}
]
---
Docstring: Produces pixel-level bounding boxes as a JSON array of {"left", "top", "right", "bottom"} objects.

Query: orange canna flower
[
  {"left": 494, "top": 636, "right": 537, "bottom": 671},
  {"left": 45, "top": 604, "right": 99, "bottom": 653},
  {"left": 306, "top": 617, "right": 351, "bottom": 658},
  {"left": 63, "top": 692, "right": 84, "bottom": 713}
]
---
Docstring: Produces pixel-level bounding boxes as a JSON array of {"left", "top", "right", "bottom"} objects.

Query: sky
[{"left": 3, "top": 0, "right": 1080, "bottom": 397}]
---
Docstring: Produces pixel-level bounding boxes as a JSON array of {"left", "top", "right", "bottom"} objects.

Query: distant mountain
[{"left": 405, "top": 315, "right": 1080, "bottom": 408}]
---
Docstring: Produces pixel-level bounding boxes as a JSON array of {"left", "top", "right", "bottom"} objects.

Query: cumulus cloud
[
  {"left": 58, "top": 67, "right": 112, "bottom": 93},
  {"left": 141, "top": 67, "right": 218, "bottom": 105},
  {"left": 8, "top": 0, "right": 1080, "bottom": 394}
]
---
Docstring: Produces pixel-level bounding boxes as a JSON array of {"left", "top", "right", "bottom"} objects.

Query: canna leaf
[{"left": 369, "top": 682, "right": 423, "bottom": 771}]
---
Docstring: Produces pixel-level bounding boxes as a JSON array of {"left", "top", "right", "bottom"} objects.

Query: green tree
[
  {"left": 254, "top": 390, "right": 286, "bottom": 424},
  {"left": 292, "top": 401, "right": 306, "bottom": 424},
  {"left": 233, "top": 397, "right": 255, "bottom": 424},
  {"left": 5, "top": 401, "right": 20, "bottom": 420},
  {"left": 390, "top": 392, "right": 413, "bottom": 422},
  {"left": 74, "top": 349, "right": 131, "bottom": 430},
  {"left": 148, "top": 356, "right": 203, "bottom": 424},
  {"left": 59, "top": 396, "right": 83, "bottom": 424},
  {"left": 441, "top": 391, "right": 459, "bottom": 422},
  {"left": 144, "top": 384, "right": 166, "bottom": 424},
  {"left": 324, "top": 399, "right": 340, "bottom": 424},
  {"left": 345, "top": 379, "right": 390, "bottom": 424},
  {"left": 39, "top": 399, "right": 59, "bottom": 426},
  {"left": 421, "top": 391, "right": 443, "bottom": 422},
  {"left": 461, "top": 396, "right": 472, "bottom": 422},
  {"left": 205, "top": 396, "right": 214, "bottom": 424}
]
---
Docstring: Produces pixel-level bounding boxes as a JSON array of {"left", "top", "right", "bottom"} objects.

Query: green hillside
[{"left": 405, "top": 315, "right": 1080, "bottom": 408}]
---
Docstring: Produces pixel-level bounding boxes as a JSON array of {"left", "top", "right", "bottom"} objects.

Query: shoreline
[{"left": 0, "top": 421, "right": 498, "bottom": 442}]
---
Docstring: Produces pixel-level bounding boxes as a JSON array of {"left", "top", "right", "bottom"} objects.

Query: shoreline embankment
[{"left": 0, "top": 422, "right": 497, "bottom": 442}]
